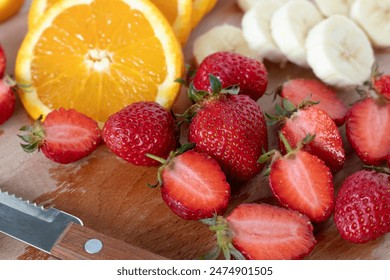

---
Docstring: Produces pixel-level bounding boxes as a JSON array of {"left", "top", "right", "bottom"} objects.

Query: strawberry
[
  {"left": 0, "top": 79, "right": 15, "bottom": 125},
  {"left": 192, "top": 51, "right": 268, "bottom": 101},
  {"left": 279, "top": 78, "right": 348, "bottom": 126},
  {"left": 0, "top": 45, "right": 6, "bottom": 78},
  {"left": 148, "top": 147, "right": 230, "bottom": 220},
  {"left": 19, "top": 108, "right": 101, "bottom": 164},
  {"left": 276, "top": 104, "right": 345, "bottom": 173},
  {"left": 334, "top": 169, "right": 390, "bottom": 244},
  {"left": 187, "top": 77, "right": 268, "bottom": 182},
  {"left": 205, "top": 204, "right": 316, "bottom": 260},
  {"left": 346, "top": 97, "right": 390, "bottom": 166},
  {"left": 103, "top": 102, "right": 177, "bottom": 166},
  {"left": 260, "top": 133, "right": 334, "bottom": 222},
  {"left": 373, "top": 74, "right": 390, "bottom": 100}
]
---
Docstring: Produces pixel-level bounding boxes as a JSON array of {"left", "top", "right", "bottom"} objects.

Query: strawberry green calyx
[
  {"left": 146, "top": 143, "right": 196, "bottom": 188},
  {"left": 201, "top": 215, "right": 245, "bottom": 260},
  {"left": 18, "top": 116, "right": 46, "bottom": 153},
  {"left": 258, "top": 133, "right": 315, "bottom": 165},
  {"left": 179, "top": 75, "right": 240, "bottom": 124},
  {"left": 266, "top": 98, "right": 319, "bottom": 126},
  {"left": 188, "top": 74, "right": 240, "bottom": 103}
]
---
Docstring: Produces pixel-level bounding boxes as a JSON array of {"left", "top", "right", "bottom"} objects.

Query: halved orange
[
  {"left": 17, "top": 0, "right": 184, "bottom": 123},
  {"left": 28, "top": 0, "right": 193, "bottom": 44},
  {"left": 191, "top": 0, "right": 217, "bottom": 28}
]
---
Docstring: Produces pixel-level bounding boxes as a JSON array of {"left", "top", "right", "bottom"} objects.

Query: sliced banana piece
[
  {"left": 313, "top": 0, "right": 355, "bottom": 16},
  {"left": 350, "top": 0, "right": 390, "bottom": 48},
  {"left": 271, "top": 0, "right": 323, "bottom": 68},
  {"left": 241, "top": 0, "right": 287, "bottom": 63},
  {"left": 237, "top": 0, "right": 290, "bottom": 12},
  {"left": 306, "top": 15, "right": 375, "bottom": 88},
  {"left": 193, "top": 24, "right": 257, "bottom": 65}
]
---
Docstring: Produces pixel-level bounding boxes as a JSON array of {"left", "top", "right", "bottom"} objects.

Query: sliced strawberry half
[
  {"left": 19, "top": 108, "right": 101, "bottom": 164},
  {"left": 280, "top": 106, "right": 345, "bottom": 173},
  {"left": 346, "top": 97, "right": 390, "bottom": 166},
  {"left": 0, "top": 79, "right": 15, "bottom": 125},
  {"left": 269, "top": 150, "right": 334, "bottom": 222},
  {"left": 226, "top": 204, "right": 316, "bottom": 260},
  {"left": 280, "top": 79, "right": 348, "bottom": 126},
  {"left": 0, "top": 45, "right": 6, "bottom": 78},
  {"left": 160, "top": 150, "right": 230, "bottom": 220}
]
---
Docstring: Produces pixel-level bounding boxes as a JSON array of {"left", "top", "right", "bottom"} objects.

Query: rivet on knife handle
[{"left": 51, "top": 223, "right": 165, "bottom": 260}]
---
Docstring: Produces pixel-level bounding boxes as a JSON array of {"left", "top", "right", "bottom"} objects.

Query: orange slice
[
  {"left": 28, "top": 0, "right": 193, "bottom": 44},
  {"left": 191, "top": 0, "right": 217, "bottom": 28},
  {"left": 16, "top": 0, "right": 184, "bottom": 123},
  {"left": 0, "top": 0, "right": 24, "bottom": 22},
  {"left": 150, "top": 0, "right": 193, "bottom": 44}
]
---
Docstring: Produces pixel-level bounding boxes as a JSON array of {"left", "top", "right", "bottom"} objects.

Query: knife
[{"left": 0, "top": 189, "right": 165, "bottom": 260}]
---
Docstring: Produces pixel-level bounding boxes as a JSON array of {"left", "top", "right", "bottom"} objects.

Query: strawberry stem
[
  {"left": 363, "top": 165, "right": 390, "bottom": 175},
  {"left": 145, "top": 154, "right": 166, "bottom": 164},
  {"left": 279, "top": 132, "right": 293, "bottom": 153}
]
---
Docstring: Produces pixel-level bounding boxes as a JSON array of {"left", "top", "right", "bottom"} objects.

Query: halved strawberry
[
  {"left": 280, "top": 106, "right": 345, "bottom": 173},
  {"left": 269, "top": 149, "right": 334, "bottom": 222},
  {"left": 149, "top": 149, "right": 230, "bottom": 220},
  {"left": 19, "top": 108, "right": 101, "bottom": 164},
  {"left": 280, "top": 79, "right": 348, "bottom": 126},
  {"left": 0, "top": 45, "right": 6, "bottom": 78},
  {"left": 206, "top": 204, "right": 316, "bottom": 260},
  {"left": 0, "top": 79, "right": 15, "bottom": 125},
  {"left": 346, "top": 97, "right": 390, "bottom": 166}
]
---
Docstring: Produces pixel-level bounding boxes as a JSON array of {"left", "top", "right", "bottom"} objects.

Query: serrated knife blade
[{"left": 0, "top": 189, "right": 164, "bottom": 260}]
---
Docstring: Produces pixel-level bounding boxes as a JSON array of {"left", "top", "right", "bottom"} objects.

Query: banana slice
[
  {"left": 350, "top": 0, "right": 390, "bottom": 48},
  {"left": 241, "top": 0, "right": 287, "bottom": 63},
  {"left": 193, "top": 24, "right": 257, "bottom": 65},
  {"left": 313, "top": 0, "right": 355, "bottom": 16},
  {"left": 271, "top": 0, "right": 323, "bottom": 68},
  {"left": 237, "top": 0, "right": 290, "bottom": 12},
  {"left": 306, "top": 15, "right": 375, "bottom": 88}
]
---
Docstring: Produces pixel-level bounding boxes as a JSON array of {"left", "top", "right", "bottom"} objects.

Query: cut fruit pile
[{"left": 16, "top": 0, "right": 218, "bottom": 123}]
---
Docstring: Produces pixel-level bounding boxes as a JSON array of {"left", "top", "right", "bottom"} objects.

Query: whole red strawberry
[
  {"left": 373, "top": 74, "right": 390, "bottom": 100},
  {"left": 334, "top": 169, "right": 390, "bottom": 244},
  {"left": 0, "top": 45, "right": 6, "bottom": 79},
  {"left": 277, "top": 104, "right": 345, "bottom": 173},
  {"left": 103, "top": 101, "right": 177, "bottom": 166},
  {"left": 193, "top": 52, "right": 268, "bottom": 101},
  {"left": 149, "top": 147, "right": 230, "bottom": 220},
  {"left": 205, "top": 203, "right": 316, "bottom": 260},
  {"left": 0, "top": 79, "right": 15, "bottom": 125},
  {"left": 279, "top": 79, "right": 348, "bottom": 126},
  {"left": 346, "top": 97, "right": 390, "bottom": 166},
  {"left": 19, "top": 108, "right": 101, "bottom": 164},
  {"left": 188, "top": 81, "right": 268, "bottom": 182}
]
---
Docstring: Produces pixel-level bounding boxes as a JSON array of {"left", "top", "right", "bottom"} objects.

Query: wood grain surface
[{"left": 1, "top": 0, "right": 389, "bottom": 260}]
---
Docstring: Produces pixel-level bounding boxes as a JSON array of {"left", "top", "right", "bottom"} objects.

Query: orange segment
[{"left": 17, "top": 0, "right": 183, "bottom": 123}]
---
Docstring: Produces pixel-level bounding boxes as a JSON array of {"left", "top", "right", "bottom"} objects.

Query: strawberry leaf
[{"left": 209, "top": 74, "right": 222, "bottom": 94}]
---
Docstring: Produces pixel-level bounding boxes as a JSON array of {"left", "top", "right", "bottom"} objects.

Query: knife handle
[{"left": 51, "top": 223, "right": 166, "bottom": 260}]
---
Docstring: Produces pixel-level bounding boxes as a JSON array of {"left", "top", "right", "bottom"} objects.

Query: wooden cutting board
[{"left": 1, "top": 0, "right": 389, "bottom": 260}]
